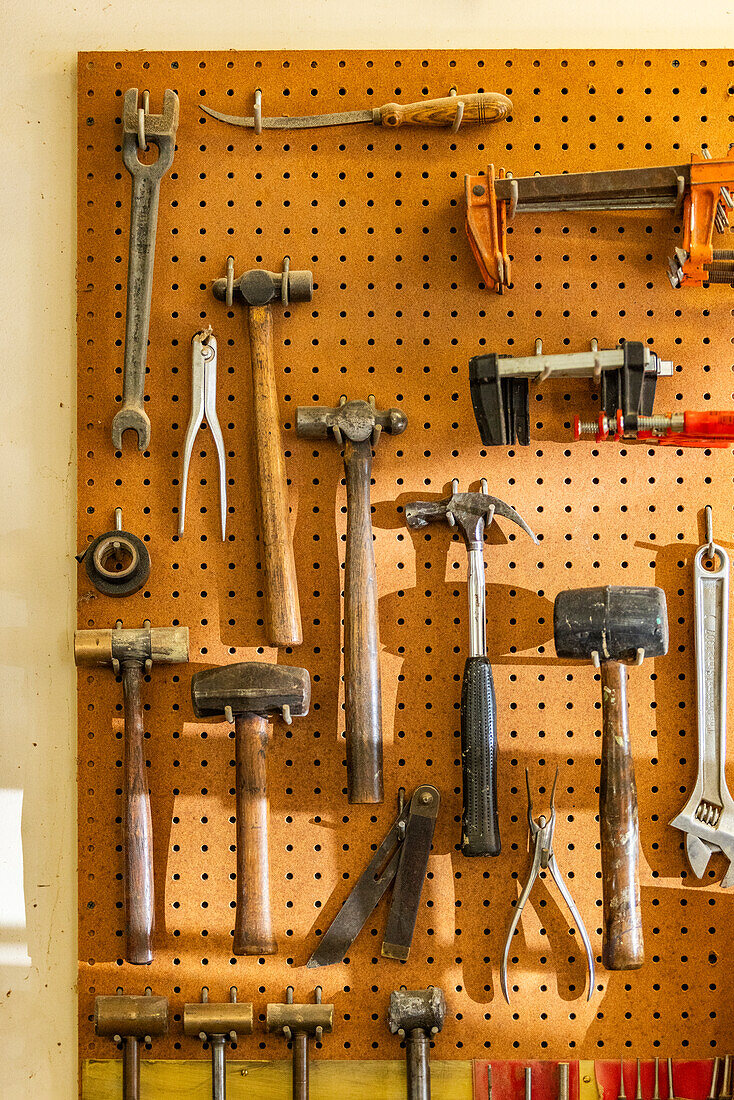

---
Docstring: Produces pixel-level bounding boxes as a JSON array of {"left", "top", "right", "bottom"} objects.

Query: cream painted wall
[{"left": 1, "top": 2, "right": 733, "bottom": 1096}]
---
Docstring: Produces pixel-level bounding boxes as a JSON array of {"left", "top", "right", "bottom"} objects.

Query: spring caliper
[{"left": 671, "top": 507, "right": 734, "bottom": 886}]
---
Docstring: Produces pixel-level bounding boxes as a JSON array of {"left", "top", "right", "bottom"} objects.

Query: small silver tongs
[
  {"left": 501, "top": 767, "right": 595, "bottom": 1003},
  {"left": 179, "top": 330, "right": 227, "bottom": 540}
]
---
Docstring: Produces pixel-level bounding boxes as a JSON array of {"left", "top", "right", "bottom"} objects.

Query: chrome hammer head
[
  {"left": 296, "top": 394, "right": 407, "bottom": 448},
  {"left": 404, "top": 478, "right": 538, "bottom": 548}
]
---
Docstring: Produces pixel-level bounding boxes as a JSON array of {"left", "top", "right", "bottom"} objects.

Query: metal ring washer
[{"left": 84, "top": 529, "right": 151, "bottom": 597}]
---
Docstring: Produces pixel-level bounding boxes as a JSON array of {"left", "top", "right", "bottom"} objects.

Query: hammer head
[
  {"left": 183, "top": 999, "right": 254, "bottom": 1038},
  {"left": 212, "top": 266, "right": 313, "bottom": 307},
  {"left": 553, "top": 585, "right": 668, "bottom": 663},
  {"left": 405, "top": 480, "right": 538, "bottom": 547},
  {"left": 296, "top": 396, "right": 408, "bottom": 446},
  {"left": 266, "top": 1000, "right": 334, "bottom": 1038},
  {"left": 191, "top": 661, "right": 310, "bottom": 721},
  {"left": 388, "top": 986, "right": 446, "bottom": 1036},
  {"left": 95, "top": 994, "right": 169, "bottom": 1039},
  {"left": 74, "top": 624, "right": 190, "bottom": 669}
]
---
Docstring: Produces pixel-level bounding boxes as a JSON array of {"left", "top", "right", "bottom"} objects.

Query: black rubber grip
[{"left": 460, "top": 655, "right": 500, "bottom": 857}]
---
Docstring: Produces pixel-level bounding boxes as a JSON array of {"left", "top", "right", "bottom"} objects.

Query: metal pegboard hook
[
  {"left": 507, "top": 175, "right": 519, "bottom": 223},
  {"left": 253, "top": 87, "right": 263, "bottom": 136},
  {"left": 137, "top": 90, "right": 150, "bottom": 151},
  {"left": 705, "top": 503, "right": 715, "bottom": 561},
  {"left": 447, "top": 86, "right": 464, "bottom": 134},
  {"left": 281, "top": 254, "right": 291, "bottom": 307},
  {"left": 225, "top": 255, "right": 235, "bottom": 308}
]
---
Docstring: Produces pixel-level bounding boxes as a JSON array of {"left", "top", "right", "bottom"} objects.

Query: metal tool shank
[
  {"left": 113, "top": 89, "right": 179, "bottom": 451},
  {"left": 671, "top": 541, "right": 734, "bottom": 884}
]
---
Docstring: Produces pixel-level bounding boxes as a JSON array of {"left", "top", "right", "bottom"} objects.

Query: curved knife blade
[{"left": 201, "top": 104, "right": 373, "bottom": 129}]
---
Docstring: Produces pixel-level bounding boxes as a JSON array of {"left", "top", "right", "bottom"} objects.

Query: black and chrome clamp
[{"left": 469, "top": 339, "right": 673, "bottom": 446}]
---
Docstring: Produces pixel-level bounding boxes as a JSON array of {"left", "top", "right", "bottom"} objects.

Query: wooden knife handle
[
  {"left": 121, "top": 662, "right": 154, "bottom": 965},
  {"left": 343, "top": 437, "right": 383, "bottom": 804},
  {"left": 600, "top": 661, "right": 644, "bottom": 970},
  {"left": 378, "top": 92, "right": 512, "bottom": 129},
  {"left": 234, "top": 712, "right": 277, "bottom": 955},
  {"left": 247, "top": 303, "right": 302, "bottom": 647}
]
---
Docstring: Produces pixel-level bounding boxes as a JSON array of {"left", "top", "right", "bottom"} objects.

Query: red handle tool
[{"left": 574, "top": 409, "right": 734, "bottom": 448}]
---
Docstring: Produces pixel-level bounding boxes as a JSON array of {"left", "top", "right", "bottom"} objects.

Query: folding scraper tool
[
  {"left": 306, "top": 785, "right": 440, "bottom": 967},
  {"left": 670, "top": 507, "right": 734, "bottom": 886}
]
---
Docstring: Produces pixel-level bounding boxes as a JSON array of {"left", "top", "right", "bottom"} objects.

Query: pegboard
[{"left": 77, "top": 49, "right": 734, "bottom": 1074}]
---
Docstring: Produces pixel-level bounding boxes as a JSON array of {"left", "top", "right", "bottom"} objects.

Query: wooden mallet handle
[
  {"left": 121, "top": 662, "right": 155, "bottom": 965},
  {"left": 247, "top": 302, "right": 302, "bottom": 647},
  {"left": 600, "top": 661, "right": 644, "bottom": 970},
  {"left": 234, "top": 711, "right": 276, "bottom": 955}
]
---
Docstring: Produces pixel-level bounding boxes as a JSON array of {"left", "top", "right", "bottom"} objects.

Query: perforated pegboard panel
[{"left": 78, "top": 50, "right": 734, "bottom": 1071}]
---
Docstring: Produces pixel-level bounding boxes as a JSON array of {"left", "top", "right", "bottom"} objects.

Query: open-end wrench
[
  {"left": 112, "top": 88, "right": 179, "bottom": 452},
  {"left": 671, "top": 507, "right": 734, "bottom": 885}
]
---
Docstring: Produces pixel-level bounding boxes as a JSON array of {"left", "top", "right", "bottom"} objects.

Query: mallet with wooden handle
[
  {"left": 553, "top": 585, "right": 668, "bottom": 970},
  {"left": 75, "top": 622, "right": 189, "bottom": 965},
  {"left": 212, "top": 260, "right": 312, "bottom": 647},
  {"left": 191, "top": 660, "right": 311, "bottom": 955}
]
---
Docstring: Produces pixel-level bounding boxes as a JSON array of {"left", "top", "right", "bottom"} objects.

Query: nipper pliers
[
  {"left": 179, "top": 329, "right": 227, "bottom": 539},
  {"left": 500, "top": 768, "right": 595, "bottom": 1003}
]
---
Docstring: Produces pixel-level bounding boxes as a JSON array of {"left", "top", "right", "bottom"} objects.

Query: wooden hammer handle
[
  {"left": 600, "top": 661, "right": 644, "bottom": 970},
  {"left": 234, "top": 712, "right": 277, "bottom": 955},
  {"left": 378, "top": 92, "right": 511, "bottom": 129},
  {"left": 343, "top": 437, "right": 384, "bottom": 804},
  {"left": 121, "top": 663, "right": 154, "bottom": 965},
  {"left": 247, "top": 303, "right": 302, "bottom": 647}
]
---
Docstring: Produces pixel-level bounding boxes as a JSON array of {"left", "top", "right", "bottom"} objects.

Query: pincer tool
[
  {"left": 671, "top": 507, "right": 734, "bottom": 886},
  {"left": 179, "top": 330, "right": 227, "bottom": 540},
  {"left": 500, "top": 768, "right": 595, "bottom": 1003}
]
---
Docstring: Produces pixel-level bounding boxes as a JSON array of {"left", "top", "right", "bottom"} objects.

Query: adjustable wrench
[
  {"left": 671, "top": 507, "right": 734, "bottom": 885},
  {"left": 112, "top": 88, "right": 179, "bottom": 452}
]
